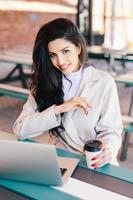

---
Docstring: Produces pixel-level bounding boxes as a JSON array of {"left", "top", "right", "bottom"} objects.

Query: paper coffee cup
[{"left": 84, "top": 140, "right": 102, "bottom": 169}]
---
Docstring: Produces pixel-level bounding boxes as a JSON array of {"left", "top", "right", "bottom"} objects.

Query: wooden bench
[
  {"left": 3, "top": 50, "right": 32, "bottom": 59},
  {"left": 122, "top": 115, "right": 133, "bottom": 124},
  {"left": 0, "top": 130, "right": 17, "bottom": 141},
  {"left": 0, "top": 83, "right": 29, "bottom": 100},
  {"left": 115, "top": 72, "right": 133, "bottom": 86},
  {"left": 115, "top": 74, "right": 133, "bottom": 161},
  {"left": 87, "top": 45, "right": 106, "bottom": 59},
  {"left": 120, "top": 115, "right": 133, "bottom": 161},
  {"left": 0, "top": 53, "right": 32, "bottom": 66},
  {"left": 0, "top": 51, "right": 32, "bottom": 88},
  {"left": 87, "top": 46, "right": 133, "bottom": 72}
]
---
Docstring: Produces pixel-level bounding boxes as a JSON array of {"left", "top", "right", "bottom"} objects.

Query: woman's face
[{"left": 48, "top": 38, "right": 81, "bottom": 75}]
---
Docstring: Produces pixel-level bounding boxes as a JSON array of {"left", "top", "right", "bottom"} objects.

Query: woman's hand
[
  {"left": 55, "top": 96, "right": 91, "bottom": 115},
  {"left": 91, "top": 143, "right": 112, "bottom": 168}
]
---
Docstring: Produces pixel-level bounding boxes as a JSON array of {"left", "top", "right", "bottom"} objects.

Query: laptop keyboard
[{"left": 60, "top": 168, "right": 67, "bottom": 176}]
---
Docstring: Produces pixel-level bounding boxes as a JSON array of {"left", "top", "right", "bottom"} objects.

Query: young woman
[{"left": 13, "top": 18, "right": 123, "bottom": 168}]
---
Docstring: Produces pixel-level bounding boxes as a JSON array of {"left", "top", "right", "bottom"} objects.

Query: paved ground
[{"left": 0, "top": 59, "right": 132, "bottom": 170}]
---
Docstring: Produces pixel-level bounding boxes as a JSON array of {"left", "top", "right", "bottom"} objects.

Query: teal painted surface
[
  {"left": 0, "top": 179, "right": 80, "bottom": 200},
  {"left": 124, "top": 125, "right": 133, "bottom": 133},
  {"left": 0, "top": 139, "right": 132, "bottom": 200},
  {"left": 115, "top": 80, "right": 133, "bottom": 86},
  {"left": 0, "top": 89, "right": 28, "bottom": 100},
  {"left": 19, "top": 139, "right": 133, "bottom": 184},
  {"left": 56, "top": 148, "right": 133, "bottom": 184}
]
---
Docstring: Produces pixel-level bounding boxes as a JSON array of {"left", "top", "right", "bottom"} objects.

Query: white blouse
[{"left": 63, "top": 66, "right": 83, "bottom": 100}]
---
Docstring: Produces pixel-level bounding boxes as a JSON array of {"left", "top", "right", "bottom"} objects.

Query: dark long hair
[{"left": 31, "top": 18, "right": 88, "bottom": 112}]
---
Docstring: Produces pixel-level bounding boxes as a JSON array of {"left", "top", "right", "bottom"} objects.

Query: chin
[{"left": 63, "top": 70, "right": 72, "bottom": 75}]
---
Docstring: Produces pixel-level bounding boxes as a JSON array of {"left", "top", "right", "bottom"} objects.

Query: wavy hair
[{"left": 31, "top": 18, "right": 88, "bottom": 112}]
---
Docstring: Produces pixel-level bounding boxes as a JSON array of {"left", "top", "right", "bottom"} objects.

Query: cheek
[
  {"left": 68, "top": 52, "right": 78, "bottom": 61},
  {"left": 51, "top": 59, "right": 54, "bottom": 65},
  {"left": 51, "top": 59, "right": 59, "bottom": 69},
  {"left": 73, "top": 53, "right": 80, "bottom": 62},
  {"left": 50, "top": 58, "right": 56, "bottom": 66}
]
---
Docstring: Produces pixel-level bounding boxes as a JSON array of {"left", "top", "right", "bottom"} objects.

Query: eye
[
  {"left": 49, "top": 53, "right": 55, "bottom": 59},
  {"left": 63, "top": 49, "right": 70, "bottom": 54}
]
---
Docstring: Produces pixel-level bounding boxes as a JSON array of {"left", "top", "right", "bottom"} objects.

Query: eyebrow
[{"left": 48, "top": 47, "right": 70, "bottom": 54}]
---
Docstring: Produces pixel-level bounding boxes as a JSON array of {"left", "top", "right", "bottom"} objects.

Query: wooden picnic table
[
  {"left": 115, "top": 71, "right": 133, "bottom": 86},
  {"left": 115, "top": 72, "right": 133, "bottom": 161},
  {"left": 0, "top": 83, "right": 29, "bottom": 100},
  {"left": 0, "top": 51, "right": 32, "bottom": 88},
  {"left": 88, "top": 45, "right": 133, "bottom": 73}
]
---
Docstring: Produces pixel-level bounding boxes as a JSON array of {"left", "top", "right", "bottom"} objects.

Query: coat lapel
[
  {"left": 62, "top": 112, "right": 84, "bottom": 148},
  {"left": 61, "top": 66, "right": 101, "bottom": 150}
]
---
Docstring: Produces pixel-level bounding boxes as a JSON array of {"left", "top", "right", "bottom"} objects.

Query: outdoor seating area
[
  {"left": 0, "top": 0, "right": 133, "bottom": 168},
  {"left": 0, "top": 56, "right": 132, "bottom": 168},
  {"left": 0, "top": 1, "right": 132, "bottom": 199},
  {"left": 0, "top": 50, "right": 32, "bottom": 88}
]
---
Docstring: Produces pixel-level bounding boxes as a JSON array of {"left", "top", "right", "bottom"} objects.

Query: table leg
[
  {"left": 120, "top": 133, "right": 130, "bottom": 161},
  {"left": 0, "top": 64, "right": 28, "bottom": 88},
  {"left": 18, "top": 64, "right": 28, "bottom": 88}
]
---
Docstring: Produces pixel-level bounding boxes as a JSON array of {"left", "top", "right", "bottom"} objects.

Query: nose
[{"left": 57, "top": 55, "right": 64, "bottom": 66}]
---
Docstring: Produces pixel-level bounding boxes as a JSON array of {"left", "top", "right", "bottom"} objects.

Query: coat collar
[
  {"left": 83, "top": 65, "right": 103, "bottom": 82},
  {"left": 74, "top": 65, "right": 102, "bottom": 97}
]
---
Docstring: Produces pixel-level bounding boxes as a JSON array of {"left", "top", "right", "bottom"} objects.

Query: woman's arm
[
  {"left": 55, "top": 96, "right": 91, "bottom": 115},
  {"left": 13, "top": 93, "right": 61, "bottom": 139},
  {"left": 94, "top": 77, "right": 123, "bottom": 167},
  {"left": 14, "top": 91, "right": 91, "bottom": 140}
]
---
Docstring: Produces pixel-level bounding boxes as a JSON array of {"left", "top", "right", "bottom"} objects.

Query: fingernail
[
  {"left": 91, "top": 157, "right": 96, "bottom": 161},
  {"left": 100, "top": 144, "right": 104, "bottom": 148},
  {"left": 91, "top": 164, "right": 96, "bottom": 167}
]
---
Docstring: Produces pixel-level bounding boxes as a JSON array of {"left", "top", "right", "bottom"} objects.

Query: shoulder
[
  {"left": 24, "top": 91, "right": 37, "bottom": 111},
  {"left": 83, "top": 65, "right": 115, "bottom": 85}
]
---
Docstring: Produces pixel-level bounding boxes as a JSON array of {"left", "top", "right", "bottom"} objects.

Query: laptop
[{"left": 0, "top": 140, "right": 79, "bottom": 186}]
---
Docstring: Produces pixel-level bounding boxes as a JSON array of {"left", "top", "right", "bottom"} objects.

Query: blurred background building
[
  {"left": 0, "top": 0, "right": 133, "bottom": 51},
  {"left": 0, "top": 0, "right": 133, "bottom": 49}
]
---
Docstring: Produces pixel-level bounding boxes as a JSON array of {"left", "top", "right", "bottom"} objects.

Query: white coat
[{"left": 13, "top": 66, "right": 123, "bottom": 164}]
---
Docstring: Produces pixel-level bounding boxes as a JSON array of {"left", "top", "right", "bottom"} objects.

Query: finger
[
  {"left": 92, "top": 157, "right": 111, "bottom": 168},
  {"left": 92, "top": 143, "right": 110, "bottom": 160},
  {"left": 91, "top": 155, "right": 111, "bottom": 168},
  {"left": 92, "top": 160, "right": 110, "bottom": 169},
  {"left": 83, "top": 105, "right": 91, "bottom": 115},
  {"left": 77, "top": 102, "right": 91, "bottom": 115},
  {"left": 92, "top": 148, "right": 111, "bottom": 160},
  {"left": 92, "top": 151, "right": 112, "bottom": 168},
  {"left": 80, "top": 98, "right": 92, "bottom": 109},
  {"left": 100, "top": 143, "right": 105, "bottom": 149},
  {"left": 84, "top": 105, "right": 91, "bottom": 115}
]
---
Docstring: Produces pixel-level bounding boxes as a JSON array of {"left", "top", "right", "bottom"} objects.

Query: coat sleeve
[
  {"left": 95, "top": 76, "right": 123, "bottom": 163},
  {"left": 13, "top": 93, "right": 61, "bottom": 139}
]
